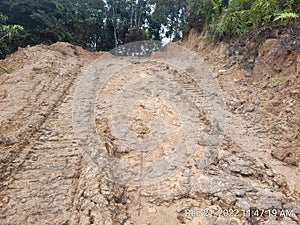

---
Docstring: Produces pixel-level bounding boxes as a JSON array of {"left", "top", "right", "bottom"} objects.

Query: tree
[
  {"left": 0, "top": 12, "right": 24, "bottom": 58},
  {"left": 0, "top": 0, "right": 196, "bottom": 58},
  {"left": 0, "top": 0, "right": 107, "bottom": 50},
  {"left": 149, "top": 0, "right": 189, "bottom": 41}
]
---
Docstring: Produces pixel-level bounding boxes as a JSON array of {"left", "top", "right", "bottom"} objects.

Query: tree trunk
[
  {"left": 112, "top": 2, "right": 118, "bottom": 48},
  {"left": 130, "top": 2, "right": 134, "bottom": 30},
  {"left": 174, "top": 1, "right": 181, "bottom": 40}
]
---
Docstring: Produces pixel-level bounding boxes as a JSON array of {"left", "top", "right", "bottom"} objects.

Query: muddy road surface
[{"left": 0, "top": 41, "right": 299, "bottom": 225}]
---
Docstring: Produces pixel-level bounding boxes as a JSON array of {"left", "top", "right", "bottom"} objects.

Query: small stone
[
  {"left": 141, "top": 191, "right": 151, "bottom": 197},
  {"left": 2, "top": 196, "right": 9, "bottom": 203},
  {"left": 21, "top": 198, "right": 27, "bottom": 203},
  {"left": 285, "top": 107, "right": 294, "bottom": 113},
  {"left": 244, "top": 103, "right": 255, "bottom": 113},
  {"left": 248, "top": 58, "right": 255, "bottom": 63},
  {"left": 290, "top": 90, "right": 299, "bottom": 97},
  {"left": 123, "top": 221, "right": 132, "bottom": 225},
  {"left": 286, "top": 99, "right": 296, "bottom": 106},
  {"left": 196, "top": 159, "right": 210, "bottom": 170},
  {"left": 0, "top": 136, "right": 18, "bottom": 146},
  {"left": 176, "top": 206, "right": 185, "bottom": 213},
  {"left": 148, "top": 207, "right": 157, "bottom": 213},
  {"left": 218, "top": 69, "right": 227, "bottom": 75}
]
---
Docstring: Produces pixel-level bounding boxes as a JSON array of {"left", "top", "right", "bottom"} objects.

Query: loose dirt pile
[{"left": 0, "top": 34, "right": 299, "bottom": 225}]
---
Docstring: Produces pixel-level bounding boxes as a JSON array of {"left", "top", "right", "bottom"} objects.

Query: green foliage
[
  {"left": 187, "top": 0, "right": 212, "bottom": 32},
  {"left": 187, "top": 0, "right": 228, "bottom": 33},
  {"left": 215, "top": 9, "right": 250, "bottom": 37},
  {"left": 274, "top": 12, "right": 299, "bottom": 21},
  {"left": 0, "top": 0, "right": 299, "bottom": 59},
  {"left": 0, "top": 0, "right": 191, "bottom": 57},
  {"left": 0, "top": 0, "right": 112, "bottom": 54},
  {"left": 250, "top": 0, "right": 279, "bottom": 27},
  {"left": 149, "top": 0, "right": 188, "bottom": 40},
  {"left": 0, "top": 12, "right": 25, "bottom": 58},
  {"left": 1, "top": 25, "right": 24, "bottom": 39},
  {"left": 216, "top": 0, "right": 298, "bottom": 38},
  {"left": 188, "top": 0, "right": 299, "bottom": 39},
  {"left": 0, "top": 66, "right": 14, "bottom": 74},
  {"left": 210, "top": 0, "right": 220, "bottom": 15}
]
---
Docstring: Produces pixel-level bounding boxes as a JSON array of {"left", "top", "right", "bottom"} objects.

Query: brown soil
[
  {"left": 182, "top": 29, "right": 299, "bottom": 168},
  {"left": 0, "top": 31, "right": 299, "bottom": 225}
]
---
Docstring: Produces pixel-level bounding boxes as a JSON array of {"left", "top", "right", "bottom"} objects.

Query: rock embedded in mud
[
  {"left": 195, "top": 159, "right": 210, "bottom": 170},
  {"left": 218, "top": 69, "right": 227, "bottom": 75},
  {"left": 0, "top": 136, "right": 18, "bottom": 146},
  {"left": 271, "top": 148, "right": 289, "bottom": 161},
  {"left": 243, "top": 103, "right": 255, "bottom": 113}
]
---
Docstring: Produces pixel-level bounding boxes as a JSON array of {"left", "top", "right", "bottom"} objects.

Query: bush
[
  {"left": 0, "top": 13, "right": 24, "bottom": 59},
  {"left": 188, "top": 0, "right": 299, "bottom": 39},
  {"left": 214, "top": 0, "right": 299, "bottom": 38}
]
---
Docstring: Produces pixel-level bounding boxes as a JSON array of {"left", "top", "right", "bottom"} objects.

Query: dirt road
[{"left": 0, "top": 40, "right": 299, "bottom": 225}]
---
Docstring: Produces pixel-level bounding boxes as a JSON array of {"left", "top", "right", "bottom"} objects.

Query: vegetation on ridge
[{"left": 0, "top": 0, "right": 299, "bottom": 58}]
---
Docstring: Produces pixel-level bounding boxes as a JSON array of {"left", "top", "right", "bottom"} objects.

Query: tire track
[
  {"left": 0, "top": 73, "right": 84, "bottom": 225},
  {"left": 0, "top": 67, "right": 79, "bottom": 185}
]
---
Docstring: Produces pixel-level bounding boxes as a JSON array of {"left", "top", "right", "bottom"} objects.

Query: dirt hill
[{"left": 0, "top": 35, "right": 299, "bottom": 225}]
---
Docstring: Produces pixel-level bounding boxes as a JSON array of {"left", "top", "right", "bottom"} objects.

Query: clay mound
[{"left": 0, "top": 42, "right": 103, "bottom": 70}]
